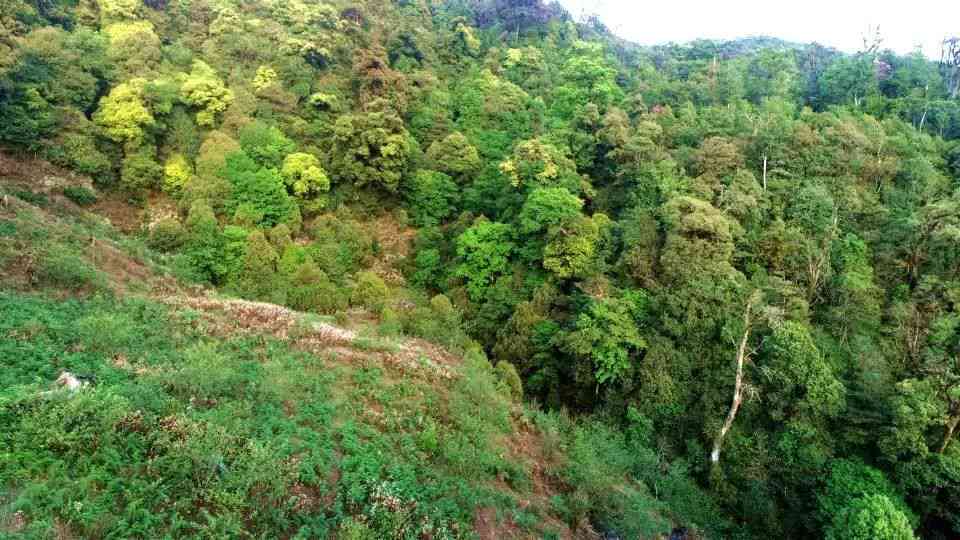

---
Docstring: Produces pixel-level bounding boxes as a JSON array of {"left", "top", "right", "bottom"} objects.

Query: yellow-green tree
[
  {"left": 93, "top": 78, "right": 155, "bottom": 145},
  {"left": 280, "top": 152, "right": 330, "bottom": 211},
  {"left": 179, "top": 61, "right": 233, "bottom": 127}
]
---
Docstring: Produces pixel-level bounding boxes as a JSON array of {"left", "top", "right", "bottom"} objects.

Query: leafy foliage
[{"left": 5, "top": 0, "right": 960, "bottom": 537}]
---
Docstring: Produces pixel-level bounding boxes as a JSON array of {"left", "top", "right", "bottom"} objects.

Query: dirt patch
[
  {"left": 89, "top": 194, "right": 142, "bottom": 234},
  {"left": 90, "top": 239, "right": 153, "bottom": 293},
  {"left": 160, "top": 292, "right": 459, "bottom": 380},
  {"left": 0, "top": 151, "right": 93, "bottom": 193},
  {"left": 367, "top": 211, "right": 416, "bottom": 286},
  {"left": 474, "top": 507, "right": 516, "bottom": 540},
  {"left": 493, "top": 422, "right": 577, "bottom": 540},
  {"left": 1, "top": 510, "right": 27, "bottom": 535}
]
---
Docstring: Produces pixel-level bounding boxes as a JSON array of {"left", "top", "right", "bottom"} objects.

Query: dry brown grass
[{"left": 158, "top": 292, "right": 458, "bottom": 380}]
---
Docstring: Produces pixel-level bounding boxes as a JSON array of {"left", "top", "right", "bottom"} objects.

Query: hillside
[
  {"left": 1, "top": 0, "right": 960, "bottom": 538},
  {"left": 0, "top": 169, "right": 720, "bottom": 539}
]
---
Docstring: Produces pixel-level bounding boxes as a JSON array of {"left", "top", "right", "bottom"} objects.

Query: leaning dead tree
[
  {"left": 942, "top": 37, "right": 960, "bottom": 100},
  {"left": 710, "top": 292, "right": 760, "bottom": 466}
]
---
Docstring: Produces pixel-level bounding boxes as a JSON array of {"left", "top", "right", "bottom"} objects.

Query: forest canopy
[{"left": 1, "top": 0, "right": 960, "bottom": 538}]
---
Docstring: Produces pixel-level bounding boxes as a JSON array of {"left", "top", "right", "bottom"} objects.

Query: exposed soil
[{"left": 159, "top": 293, "right": 458, "bottom": 380}]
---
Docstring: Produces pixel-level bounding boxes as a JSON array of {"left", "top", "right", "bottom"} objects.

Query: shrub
[
  {"left": 183, "top": 200, "right": 226, "bottom": 283},
  {"left": 378, "top": 306, "right": 403, "bottom": 336},
  {"left": 825, "top": 494, "right": 916, "bottom": 540},
  {"left": 351, "top": 271, "right": 389, "bottom": 311},
  {"left": 223, "top": 151, "right": 297, "bottom": 227},
  {"left": 238, "top": 121, "right": 295, "bottom": 169},
  {"left": 121, "top": 146, "right": 163, "bottom": 192},
  {"left": 13, "top": 190, "right": 48, "bottom": 207},
  {"left": 267, "top": 223, "right": 292, "bottom": 250},
  {"left": 494, "top": 361, "right": 523, "bottom": 401},
  {"left": 285, "top": 257, "right": 347, "bottom": 313},
  {"left": 230, "top": 230, "right": 281, "bottom": 302},
  {"left": 146, "top": 218, "right": 186, "bottom": 252},
  {"left": 35, "top": 247, "right": 101, "bottom": 290},
  {"left": 63, "top": 186, "right": 97, "bottom": 206},
  {"left": 163, "top": 153, "right": 192, "bottom": 193},
  {"left": 61, "top": 133, "right": 112, "bottom": 181}
]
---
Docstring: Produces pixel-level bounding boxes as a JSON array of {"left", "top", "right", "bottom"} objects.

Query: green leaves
[
  {"left": 93, "top": 78, "right": 155, "bottom": 145},
  {"left": 178, "top": 61, "right": 233, "bottom": 127},
  {"left": 566, "top": 292, "right": 648, "bottom": 385},
  {"left": 405, "top": 170, "right": 458, "bottom": 227},
  {"left": 222, "top": 151, "right": 297, "bottom": 228},
  {"left": 454, "top": 220, "right": 515, "bottom": 301},
  {"left": 327, "top": 108, "right": 414, "bottom": 193},
  {"left": 825, "top": 494, "right": 916, "bottom": 540},
  {"left": 239, "top": 121, "right": 296, "bottom": 169},
  {"left": 761, "top": 321, "right": 845, "bottom": 422},
  {"left": 280, "top": 152, "right": 330, "bottom": 208},
  {"left": 517, "top": 187, "right": 583, "bottom": 235}
]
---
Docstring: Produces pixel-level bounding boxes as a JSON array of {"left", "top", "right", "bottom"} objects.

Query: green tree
[
  {"left": 222, "top": 151, "right": 297, "bottom": 227},
  {"left": 280, "top": 152, "right": 330, "bottom": 211},
  {"left": 819, "top": 55, "right": 878, "bottom": 108},
  {"left": 103, "top": 21, "right": 160, "bottom": 78},
  {"left": 566, "top": 292, "right": 648, "bottom": 384},
  {"left": 405, "top": 170, "right": 458, "bottom": 227},
  {"left": 327, "top": 106, "right": 414, "bottom": 193},
  {"left": 93, "top": 78, "right": 155, "bottom": 145},
  {"left": 454, "top": 219, "right": 515, "bottom": 301},
  {"left": 761, "top": 321, "right": 845, "bottom": 422},
  {"left": 179, "top": 60, "right": 233, "bottom": 127},
  {"left": 426, "top": 131, "right": 481, "bottom": 182},
  {"left": 184, "top": 199, "right": 226, "bottom": 283},
  {"left": 239, "top": 121, "right": 296, "bottom": 169},
  {"left": 543, "top": 214, "right": 608, "bottom": 280},
  {"left": 517, "top": 187, "right": 583, "bottom": 236},
  {"left": 231, "top": 230, "right": 281, "bottom": 302},
  {"left": 499, "top": 138, "right": 584, "bottom": 194},
  {"left": 825, "top": 494, "right": 916, "bottom": 540}
]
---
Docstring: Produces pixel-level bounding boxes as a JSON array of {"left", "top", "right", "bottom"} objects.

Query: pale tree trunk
[
  {"left": 762, "top": 154, "right": 768, "bottom": 191},
  {"left": 940, "top": 414, "right": 959, "bottom": 454},
  {"left": 710, "top": 297, "right": 756, "bottom": 465},
  {"left": 806, "top": 213, "right": 839, "bottom": 304}
]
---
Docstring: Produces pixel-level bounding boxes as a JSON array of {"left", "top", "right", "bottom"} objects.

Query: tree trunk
[
  {"left": 710, "top": 298, "right": 756, "bottom": 465},
  {"left": 939, "top": 415, "right": 959, "bottom": 454},
  {"left": 940, "top": 411, "right": 960, "bottom": 454},
  {"left": 762, "top": 154, "right": 768, "bottom": 191}
]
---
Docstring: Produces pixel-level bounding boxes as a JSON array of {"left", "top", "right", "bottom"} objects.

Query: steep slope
[{"left": 0, "top": 169, "right": 716, "bottom": 539}]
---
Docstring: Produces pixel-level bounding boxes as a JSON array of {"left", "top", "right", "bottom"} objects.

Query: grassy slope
[
  {"left": 0, "top": 173, "right": 575, "bottom": 540},
  {"left": 0, "top": 164, "right": 716, "bottom": 539}
]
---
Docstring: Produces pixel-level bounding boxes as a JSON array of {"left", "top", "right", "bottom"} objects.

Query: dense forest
[{"left": 2, "top": 0, "right": 960, "bottom": 538}]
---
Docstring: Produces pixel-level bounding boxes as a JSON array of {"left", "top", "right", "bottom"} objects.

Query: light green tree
[
  {"left": 94, "top": 78, "right": 155, "bottom": 144},
  {"left": 179, "top": 61, "right": 233, "bottom": 127}
]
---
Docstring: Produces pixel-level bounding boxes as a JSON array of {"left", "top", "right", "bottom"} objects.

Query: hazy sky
[{"left": 557, "top": 0, "right": 960, "bottom": 58}]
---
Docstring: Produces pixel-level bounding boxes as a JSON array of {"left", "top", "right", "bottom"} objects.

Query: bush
[
  {"left": 13, "top": 190, "right": 48, "bottom": 207},
  {"left": 351, "top": 271, "right": 389, "bottom": 311},
  {"left": 223, "top": 151, "right": 297, "bottom": 227},
  {"left": 378, "top": 306, "right": 403, "bottom": 336},
  {"left": 230, "top": 230, "right": 281, "bottom": 302},
  {"left": 35, "top": 247, "right": 101, "bottom": 290},
  {"left": 121, "top": 146, "right": 163, "bottom": 193},
  {"left": 146, "top": 218, "right": 186, "bottom": 252},
  {"left": 63, "top": 186, "right": 97, "bottom": 206},
  {"left": 61, "top": 133, "right": 112, "bottom": 181},
  {"left": 494, "top": 361, "right": 523, "bottom": 401}
]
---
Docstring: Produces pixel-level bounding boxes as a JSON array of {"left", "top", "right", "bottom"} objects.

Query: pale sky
[{"left": 558, "top": 0, "right": 960, "bottom": 58}]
